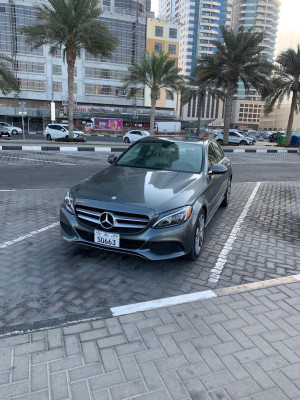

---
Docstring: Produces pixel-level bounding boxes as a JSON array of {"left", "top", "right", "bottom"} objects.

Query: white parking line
[
  {"left": 0, "top": 190, "right": 15, "bottom": 192},
  {"left": 208, "top": 182, "right": 261, "bottom": 283},
  {"left": 111, "top": 290, "right": 217, "bottom": 316},
  {"left": 0, "top": 222, "right": 59, "bottom": 249}
]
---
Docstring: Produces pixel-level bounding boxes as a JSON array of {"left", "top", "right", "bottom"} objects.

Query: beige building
[
  {"left": 145, "top": 18, "right": 180, "bottom": 115},
  {"left": 259, "top": 103, "right": 300, "bottom": 132}
]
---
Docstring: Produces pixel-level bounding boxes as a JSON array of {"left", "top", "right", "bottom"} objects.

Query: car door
[
  {"left": 212, "top": 142, "right": 229, "bottom": 198},
  {"left": 130, "top": 131, "right": 141, "bottom": 142},
  {"left": 228, "top": 132, "right": 239, "bottom": 144},
  {"left": 205, "top": 143, "right": 221, "bottom": 219}
]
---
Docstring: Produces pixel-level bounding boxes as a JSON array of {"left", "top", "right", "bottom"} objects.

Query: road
[{"left": 0, "top": 150, "right": 299, "bottom": 334}]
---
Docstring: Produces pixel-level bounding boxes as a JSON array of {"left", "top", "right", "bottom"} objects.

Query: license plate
[{"left": 94, "top": 230, "right": 120, "bottom": 248}]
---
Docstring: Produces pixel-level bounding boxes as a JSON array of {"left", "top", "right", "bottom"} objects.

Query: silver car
[
  {"left": 215, "top": 130, "right": 254, "bottom": 145},
  {"left": 60, "top": 138, "right": 232, "bottom": 260}
]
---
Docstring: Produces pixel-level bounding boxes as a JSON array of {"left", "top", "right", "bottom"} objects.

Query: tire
[
  {"left": 240, "top": 140, "right": 247, "bottom": 145},
  {"left": 12, "top": 129, "right": 18, "bottom": 135},
  {"left": 46, "top": 134, "right": 52, "bottom": 141},
  {"left": 217, "top": 139, "right": 223, "bottom": 145},
  {"left": 221, "top": 178, "right": 231, "bottom": 207},
  {"left": 186, "top": 209, "right": 206, "bottom": 260},
  {"left": 65, "top": 135, "right": 69, "bottom": 140},
  {"left": 124, "top": 137, "right": 130, "bottom": 143}
]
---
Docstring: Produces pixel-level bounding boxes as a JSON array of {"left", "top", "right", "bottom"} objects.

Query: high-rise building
[
  {"left": 0, "top": 0, "right": 152, "bottom": 125},
  {"left": 146, "top": 18, "right": 180, "bottom": 116},
  {"left": 230, "top": 0, "right": 281, "bottom": 130},
  {"left": 159, "top": 0, "right": 232, "bottom": 127}
]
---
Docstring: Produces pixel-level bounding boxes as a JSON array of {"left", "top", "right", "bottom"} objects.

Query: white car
[
  {"left": 123, "top": 129, "right": 150, "bottom": 143},
  {"left": 44, "top": 124, "right": 85, "bottom": 141},
  {"left": 215, "top": 130, "right": 254, "bottom": 145},
  {"left": 0, "top": 122, "right": 22, "bottom": 135}
]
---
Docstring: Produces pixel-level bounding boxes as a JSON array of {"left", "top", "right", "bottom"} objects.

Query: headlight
[
  {"left": 153, "top": 206, "right": 192, "bottom": 229},
  {"left": 64, "top": 190, "right": 75, "bottom": 214}
]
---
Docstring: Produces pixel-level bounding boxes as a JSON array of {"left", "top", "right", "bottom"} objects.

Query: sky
[{"left": 151, "top": 0, "right": 159, "bottom": 16}]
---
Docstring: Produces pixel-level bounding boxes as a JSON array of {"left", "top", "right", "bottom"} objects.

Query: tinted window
[
  {"left": 212, "top": 142, "right": 224, "bottom": 163},
  {"left": 117, "top": 141, "right": 203, "bottom": 173},
  {"left": 208, "top": 144, "right": 217, "bottom": 166},
  {"left": 230, "top": 132, "right": 238, "bottom": 137}
]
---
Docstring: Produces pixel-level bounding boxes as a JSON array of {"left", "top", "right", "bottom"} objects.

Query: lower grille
[{"left": 75, "top": 205, "right": 149, "bottom": 234}]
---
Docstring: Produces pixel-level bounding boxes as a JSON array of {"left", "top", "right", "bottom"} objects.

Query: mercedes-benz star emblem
[{"left": 99, "top": 212, "right": 115, "bottom": 229}]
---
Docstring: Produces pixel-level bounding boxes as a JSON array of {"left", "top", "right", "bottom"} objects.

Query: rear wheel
[
  {"left": 221, "top": 179, "right": 231, "bottom": 207},
  {"left": 186, "top": 209, "right": 205, "bottom": 260},
  {"left": 240, "top": 140, "right": 247, "bottom": 145},
  {"left": 217, "top": 139, "right": 223, "bottom": 145},
  {"left": 124, "top": 137, "right": 130, "bottom": 143},
  {"left": 46, "top": 134, "right": 52, "bottom": 141},
  {"left": 12, "top": 129, "right": 18, "bottom": 135},
  {"left": 65, "top": 135, "right": 69, "bottom": 140}
]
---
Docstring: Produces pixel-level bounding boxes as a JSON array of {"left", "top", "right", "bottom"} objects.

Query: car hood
[{"left": 72, "top": 166, "right": 203, "bottom": 215}]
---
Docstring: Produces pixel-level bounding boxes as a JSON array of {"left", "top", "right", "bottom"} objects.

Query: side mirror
[
  {"left": 108, "top": 155, "right": 117, "bottom": 164},
  {"left": 209, "top": 164, "right": 227, "bottom": 175}
]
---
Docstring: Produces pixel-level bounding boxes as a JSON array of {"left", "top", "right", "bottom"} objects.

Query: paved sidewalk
[{"left": 1, "top": 276, "right": 300, "bottom": 400}]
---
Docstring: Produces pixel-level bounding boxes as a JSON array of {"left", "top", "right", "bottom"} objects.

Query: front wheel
[
  {"left": 221, "top": 179, "right": 231, "bottom": 207},
  {"left": 12, "top": 129, "right": 18, "bottom": 135},
  {"left": 217, "top": 139, "right": 223, "bottom": 145},
  {"left": 65, "top": 135, "right": 69, "bottom": 140},
  {"left": 46, "top": 134, "right": 52, "bottom": 141},
  {"left": 186, "top": 209, "right": 205, "bottom": 260},
  {"left": 124, "top": 137, "right": 130, "bottom": 143},
  {"left": 240, "top": 140, "right": 247, "bottom": 145}
]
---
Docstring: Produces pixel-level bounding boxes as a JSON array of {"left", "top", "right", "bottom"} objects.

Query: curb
[
  {"left": 1, "top": 274, "right": 299, "bottom": 338},
  {"left": 0, "top": 145, "right": 298, "bottom": 153}
]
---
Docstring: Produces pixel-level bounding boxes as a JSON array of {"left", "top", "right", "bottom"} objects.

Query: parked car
[
  {"left": 0, "top": 130, "right": 12, "bottom": 139},
  {"left": 268, "top": 132, "right": 284, "bottom": 142},
  {"left": 0, "top": 122, "right": 22, "bottom": 135},
  {"left": 43, "top": 124, "right": 86, "bottom": 141},
  {"left": 215, "top": 130, "right": 254, "bottom": 145},
  {"left": 123, "top": 130, "right": 150, "bottom": 143},
  {"left": 60, "top": 137, "right": 232, "bottom": 260}
]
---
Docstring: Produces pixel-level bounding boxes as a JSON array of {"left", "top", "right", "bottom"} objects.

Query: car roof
[{"left": 136, "top": 136, "right": 212, "bottom": 146}]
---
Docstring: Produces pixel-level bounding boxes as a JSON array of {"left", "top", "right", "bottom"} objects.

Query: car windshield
[{"left": 117, "top": 141, "right": 203, "bottom": 173}]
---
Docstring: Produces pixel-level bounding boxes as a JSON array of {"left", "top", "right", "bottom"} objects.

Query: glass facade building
[{"left": 0, "top": 0, "right": 149, "bottom": 118}]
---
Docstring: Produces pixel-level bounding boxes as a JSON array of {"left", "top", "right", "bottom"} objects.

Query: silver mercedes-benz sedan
[{"left": 60, "top": 137, "right": 232, "bottom": 260}]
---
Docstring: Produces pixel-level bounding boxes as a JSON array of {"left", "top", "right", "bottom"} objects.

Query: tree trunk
[
  {"left": 196, "top": 93, "right": 202, "bottom": 137},
  {"left": 150, "top": 89, "right": 157, "bottom": 136},
  {"left": 66, "top": 47, "right": 76, "bottom": 139},
  {"left": 223, "top": 82, "right": 235, "bottom": 145},
  {"left": 285, "top": 89, "right": 297, "bottom": 146}
]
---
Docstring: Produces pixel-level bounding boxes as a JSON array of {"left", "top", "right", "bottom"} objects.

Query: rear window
[{"left": 117, "top": 141, "right": 203, "bottom": 173}]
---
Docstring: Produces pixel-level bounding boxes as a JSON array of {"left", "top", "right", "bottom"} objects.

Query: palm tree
[
  {"left": 21, "top": 0, "right": 117, "bottom": 138},
  {"left": 122, "top": 52, "right": 184, "bottom": 135},
  {"left": 261, "top": 46, "right": 300, "bottom": 146},
  {"left": 0, "top": 54, "right": 19, "bottom": 94},
  {"left": 196, "top": 26, "right": 272, "bottom": 145},
  {"left": 181, "top": 68, "right": 224, "bottom": 137}
]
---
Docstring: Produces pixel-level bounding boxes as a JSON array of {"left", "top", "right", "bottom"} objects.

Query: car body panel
[
  {"left": 216, "top": 131, "right": 253, "bottom": 145},
  {"left": 60, "top": 138, "right": 232, "bottom": 260},
  {"left": 0, "top": 122, "right": 22, "bottom": 134}
]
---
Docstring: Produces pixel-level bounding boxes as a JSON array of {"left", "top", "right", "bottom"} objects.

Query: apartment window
[
  {"left": 52, "top": 65, "right": 62, "bottom": 75},
  {"left": 155, "top": 26, "right": 163, "bottom": 37},
  {"left": 166, "top": 91, "right": 173, "bottom": 100},
  {"left": 53, "top": 81, "right": 62, "bottom": 92},
  {"left": 154, "top": 42, "right": 163, "bottom": 52},
  {"left": 19, "top": 79, "right": 45, "bottom": 91},
  {"left": 169, "top": 28, "right": 177, "bottom": 39},
  {"left": 15, "top": 61, "right": 44, "bottom": 73},
  {"left": 168, "top": 44, "right": 176, "bottom": 54}
]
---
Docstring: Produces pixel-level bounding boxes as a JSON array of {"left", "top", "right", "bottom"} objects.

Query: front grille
[{"left": 75, "top": 205, "right": 150, "bottom": 234}]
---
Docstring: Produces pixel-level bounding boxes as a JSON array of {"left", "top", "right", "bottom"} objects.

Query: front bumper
[{"left": 60, "top": 206, "right": 196, "bottom": 261}]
